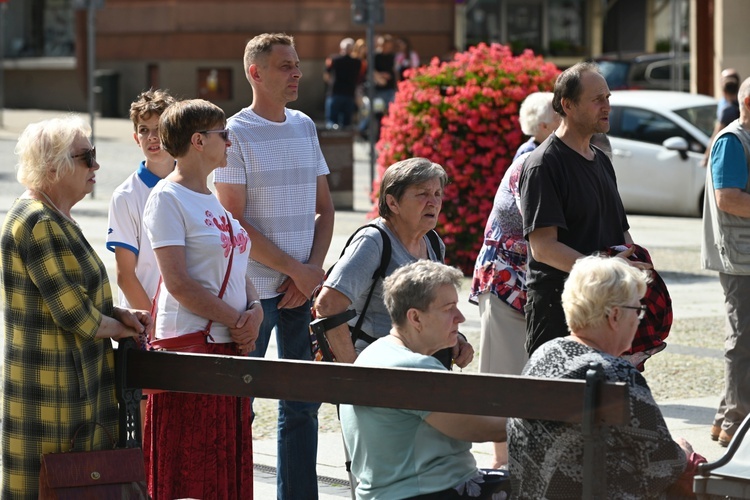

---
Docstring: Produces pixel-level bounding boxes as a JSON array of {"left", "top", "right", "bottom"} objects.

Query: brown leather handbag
[{"left": 38, "top": 423, "right": 147, "bottom": 499}]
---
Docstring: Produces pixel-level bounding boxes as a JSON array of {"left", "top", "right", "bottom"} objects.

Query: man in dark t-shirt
[
  {"left": 324, "top": 38, "right": 362, "bottom": 129},
  {"left": 519, "top": 62, "right": 650, "bottom": 355}
]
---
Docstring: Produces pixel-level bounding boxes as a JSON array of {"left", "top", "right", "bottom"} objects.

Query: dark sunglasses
[
  {"left": 71, "top": 147, "right": 97, "bottom": 169},
  {"left": 198, "top": 129, "right": 230, "bottom": 141}
]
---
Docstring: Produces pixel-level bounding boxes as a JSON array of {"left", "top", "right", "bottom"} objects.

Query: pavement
[{"left": 0, "top": 109, "right": 733, "bottom": 498}]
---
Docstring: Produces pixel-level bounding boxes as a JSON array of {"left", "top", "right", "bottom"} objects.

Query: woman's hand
[
  {"left": 110, "top": 306, "right": 151, "bottom": 341},
  {"left": 452, "top": 334, "right": 475, "bottom": 369},
  {"left": 230, "top": 305, "right": 264, "bottom": 354}
]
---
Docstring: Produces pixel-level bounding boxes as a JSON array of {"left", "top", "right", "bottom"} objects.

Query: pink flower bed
[{"left": 372, "top": 43, "right": 559, "bottom": 274}]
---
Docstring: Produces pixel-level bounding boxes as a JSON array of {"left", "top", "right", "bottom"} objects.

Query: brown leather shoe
[
  {"left": 710, "top": 425, "right": 722, "bottom": 441},
  {"left": 718, "top": 429, "right": 734, "bottom": 447}
]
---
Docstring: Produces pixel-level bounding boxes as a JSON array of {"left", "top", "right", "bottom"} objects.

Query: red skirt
[{"left": 144, "top": 342, "right": 253, "bottom": 500}]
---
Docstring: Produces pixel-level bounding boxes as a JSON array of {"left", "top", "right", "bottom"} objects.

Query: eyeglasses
[
  {"left": 71, "top": 147, "right": 97, "bottom": 169},
  {"left": 198, "top": 129, "right": 230, "bottom": 141},
  {"left": 620, "top": 304, "right": 648, "bottom": 320}
]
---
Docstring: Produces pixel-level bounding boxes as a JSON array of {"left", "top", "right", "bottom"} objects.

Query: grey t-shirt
[{"left": 323, "top": 218, "right": 444, "bottom": 352}]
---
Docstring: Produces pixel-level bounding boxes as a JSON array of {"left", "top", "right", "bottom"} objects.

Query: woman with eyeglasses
[
  {"left": 507, "top": 256, "right": 704, "bottom": 499},
  {"left": 142, "top": 99, "right": 261, "bottom": 499},
  {"left": 0, "top": 115, "right": 151, "bottom": 497}
]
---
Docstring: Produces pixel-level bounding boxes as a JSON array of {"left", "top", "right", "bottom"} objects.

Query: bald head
[
  {"left": 739, "top": 77, "right": 750, "bottom": 119},
  {"left": 722, "top": 68, "right": 740, "bottom": 82}
]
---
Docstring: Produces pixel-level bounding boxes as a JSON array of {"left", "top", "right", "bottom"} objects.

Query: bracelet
[{"left": 248, "top": 300, "right": 261, "bottom": 310}]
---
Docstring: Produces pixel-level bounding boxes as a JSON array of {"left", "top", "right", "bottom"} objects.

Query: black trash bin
[{"left": 95, "top": 70, "right": 120, "bottom": 118}]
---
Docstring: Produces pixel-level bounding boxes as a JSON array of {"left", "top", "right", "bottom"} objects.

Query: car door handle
[{"left": 612, "top": 149, "right": 631, "bottom": 158}]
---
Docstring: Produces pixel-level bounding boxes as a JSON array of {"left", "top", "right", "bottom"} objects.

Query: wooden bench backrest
[
  {"left": 122, "top": 348, "right": 629, "bottom": 425},
  {"left": 116, "top": 344, "right": 629, "bottom": 499}
]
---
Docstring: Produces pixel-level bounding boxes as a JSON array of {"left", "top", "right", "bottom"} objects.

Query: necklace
[{"left": 37, "top": 191, "right": 79, "bottom": 227}]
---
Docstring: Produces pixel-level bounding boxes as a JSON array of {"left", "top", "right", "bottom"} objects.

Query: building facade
[{"left": 1, "top": 0, "right": 748, "bottom": 118}]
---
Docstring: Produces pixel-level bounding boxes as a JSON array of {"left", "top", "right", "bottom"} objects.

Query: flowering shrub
[{"left": 372, "top": 43, "right": 559, "bottom": 274}]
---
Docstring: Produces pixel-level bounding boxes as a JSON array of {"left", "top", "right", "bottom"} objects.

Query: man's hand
[
  {"left": 285, "top": 263, "right": 325, "bottom": 298},
  {"left": 276, "top": 263, "right": 325, "bottom": 309},
  {"left": 276, "top": 279, "right": 310, "bottom": 309},
  {"left": 614, "top": 245, "right": 653, "bottom": 270},
  {"left": 452, "top": 335, "right": 475, "bottom": 369}
]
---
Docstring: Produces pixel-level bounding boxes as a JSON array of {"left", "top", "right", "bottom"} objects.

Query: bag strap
[
  {"left": 149, "top": 212, "right": 235, "bottom": 342},
  {"left": 426, "top": 229, "right": 444, "bottom": 263},
  {"left": 350, "top": 224, "right": 391, "bottom": 345},
  {"left": 203, "top": 214, "right": 234, "bottom": 335},
  {"left": 70, "top": 422, "right": 117, "bottom": 451}
]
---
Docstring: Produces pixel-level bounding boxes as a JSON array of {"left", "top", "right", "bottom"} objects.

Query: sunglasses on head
[
  {"left": 198, "top": 129, "right": 230, "bottom": 141},
  {"left": 71, "top": 147, "right": 96, "bottom": 169}
]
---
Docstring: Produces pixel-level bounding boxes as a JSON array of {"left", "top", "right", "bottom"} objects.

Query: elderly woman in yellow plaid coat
[{"left": 0, "top": 115, "right": 151, "bottom": 498}]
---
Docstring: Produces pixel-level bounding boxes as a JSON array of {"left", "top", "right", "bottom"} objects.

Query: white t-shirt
[
  {"left": 213, "top": 107, "right": 329, "bottom": 298},
  {"left": 143, "top": 180, "right": 251, "bottom": 344},
  {"left": 106, "top": 162, "right": 162, "bottom": 308}
]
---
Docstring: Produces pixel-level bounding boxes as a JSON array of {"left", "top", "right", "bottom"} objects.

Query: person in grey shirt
[{"left": 314, "top": 157, "right": 474, "bottom": 366}]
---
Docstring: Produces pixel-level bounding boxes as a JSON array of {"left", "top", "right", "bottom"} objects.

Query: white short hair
[
  {"left": 340, "top": 38, "right": 355, "bottom": 52},
  {"left": 15, "top": 115, "right": 91, "bottom": 191},
  {"left": 519, "top": 92, "right": 556, "bottom": 136},
  {"left": 562, "top": 255, "right": 650, "bottom": 332}
]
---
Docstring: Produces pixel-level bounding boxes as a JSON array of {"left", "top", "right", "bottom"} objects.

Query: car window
[
  {"left": 646, "top": 60, "right": 689, "bottom": 83},
  {"left": 673, "top": 104, "right": 716, "bottom": 138},
  {"left": 596, "top": 61, "right": 630, "bottom": 90},
  {"left": 613, "top": 107, "right": 688, "bottom": 146}
]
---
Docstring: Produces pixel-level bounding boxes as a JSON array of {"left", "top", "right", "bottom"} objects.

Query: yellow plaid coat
[{"left": 1, "top": 199, "right": 118, "bottom": 498}]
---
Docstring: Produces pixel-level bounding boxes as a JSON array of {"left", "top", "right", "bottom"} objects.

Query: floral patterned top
[{"left": 470, "top": 153, "right": 529, "bottom": 313}]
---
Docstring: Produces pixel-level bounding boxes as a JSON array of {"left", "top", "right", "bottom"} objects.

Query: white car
[{"left": 607, "top": 90, "right": 717, "bottom": 217}]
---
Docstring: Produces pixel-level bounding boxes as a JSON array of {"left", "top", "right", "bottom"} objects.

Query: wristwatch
[{"left": 247, "top": 300, "right": 262, "bottom": 310}]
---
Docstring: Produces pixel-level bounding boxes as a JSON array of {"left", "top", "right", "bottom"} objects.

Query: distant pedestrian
[
  {"left": 703, "top": 69, "right": 741, "bottom": 166},
  {"left": 324, "top": 37, "right": 362, "bottom": 129},
  {"left": 358, "top": 34, "right": 397, "bottom": 140},
  {"left": 702, "top": 76, "right": 750, "bottom": 448},
  {"left": 395, "top": 36, "right": 420, "bottom": 80}
]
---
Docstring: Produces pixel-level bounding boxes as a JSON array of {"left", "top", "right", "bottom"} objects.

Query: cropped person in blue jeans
[{"left": 215, "top": 33, "right": 335, "bottom": 499}]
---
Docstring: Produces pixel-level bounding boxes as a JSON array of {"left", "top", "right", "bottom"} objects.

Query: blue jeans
[
  {"left": 251, "top": 297, "right": 320, "bottom": 500},
  {"left": 325, "top": 94, "right": 356, "bottom": 128}
]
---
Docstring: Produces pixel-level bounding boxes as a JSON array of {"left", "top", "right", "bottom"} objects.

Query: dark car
[{"left": 593, "top": 53, "right": 690, "bottom": 92}]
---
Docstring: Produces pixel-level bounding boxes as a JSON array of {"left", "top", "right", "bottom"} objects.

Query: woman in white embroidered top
[{"left": 142, "top": 99, "right": 262, "bottom": 500}]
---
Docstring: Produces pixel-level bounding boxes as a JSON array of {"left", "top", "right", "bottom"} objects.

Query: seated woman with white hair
[
  {"left": 507, "top": 256, "right": 705, "bottom": 499},
  {"left": 340, "top": 260, "right": 509, "bottom": 500}
]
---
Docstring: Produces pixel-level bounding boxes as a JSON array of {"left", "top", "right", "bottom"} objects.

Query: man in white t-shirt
[{"left": 215, "top": 33, "right": 334, "bottom": 500}]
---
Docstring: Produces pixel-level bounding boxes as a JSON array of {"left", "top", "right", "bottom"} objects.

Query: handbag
[
  {"left": 148, "top": 213, "right": 234, "bottom": 354},
  {"left": 38, "top": 422, "right": 147, "bottom": 500}
]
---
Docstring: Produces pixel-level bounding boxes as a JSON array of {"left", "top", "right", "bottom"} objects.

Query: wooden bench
[{"left": 114, "top": 340, "right": 629, "bottom": 499}]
